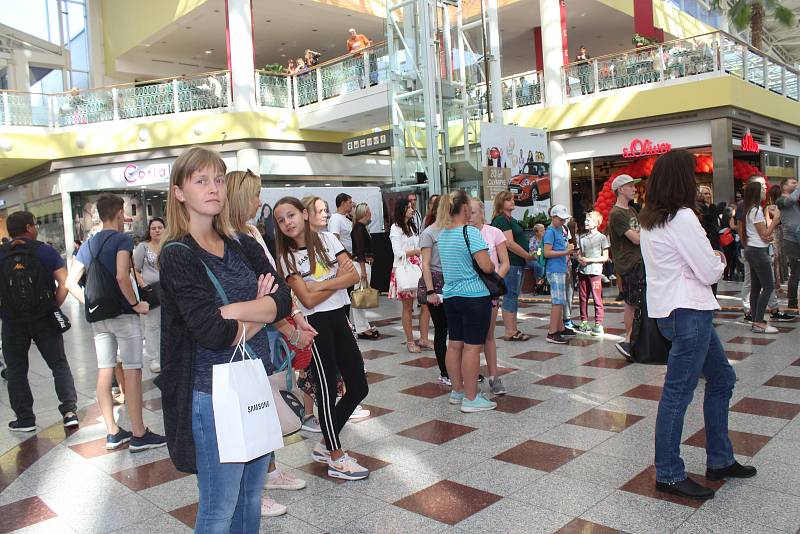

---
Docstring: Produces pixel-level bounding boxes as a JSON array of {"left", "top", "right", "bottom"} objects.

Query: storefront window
[
  {"left": 27, "top": 196, "right": 65, "bottom": 254},
  {"left": 763, "top": 152, "right": 797, "bottom": 182}
]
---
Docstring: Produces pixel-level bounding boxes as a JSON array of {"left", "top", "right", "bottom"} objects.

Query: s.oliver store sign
[
  {"left": 622, "top": 138, "right": 672, "bottom": 159},
  {"left": 123, "top": 163, "right": 171, "bottom": 184}
]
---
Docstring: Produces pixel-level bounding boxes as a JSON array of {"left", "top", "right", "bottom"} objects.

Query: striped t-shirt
[{"left": 438, "top": 225, "right": 490, "bottom": 299}]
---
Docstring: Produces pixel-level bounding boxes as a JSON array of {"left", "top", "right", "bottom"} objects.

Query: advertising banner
[{"left": 480, "top": 123, "right": 551, "bottom": 219}]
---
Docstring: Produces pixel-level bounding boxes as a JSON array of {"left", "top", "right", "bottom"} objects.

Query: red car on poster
[{"left": 508, "top": 153, "right": 550, "bottom": 206}]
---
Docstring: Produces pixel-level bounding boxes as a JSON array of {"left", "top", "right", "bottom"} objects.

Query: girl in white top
[
  {"left": 133, "top": 217, "right": 164, "bottom": 375},
  {"left": 389, "top": 198, "right": 423, "bottom": 353},
  {"left": 273, "top": 196, "right": 370, "bottom": 482},
  {"left": 639, "top": 150, "right": 747, "bottom": 499},
  {"left": 469, "top": 198, "right": 510, "bottom": 395}
]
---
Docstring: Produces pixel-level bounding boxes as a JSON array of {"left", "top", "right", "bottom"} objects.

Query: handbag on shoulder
[{"left": 463, "top": 226, "right": 507, "bottom": 298}]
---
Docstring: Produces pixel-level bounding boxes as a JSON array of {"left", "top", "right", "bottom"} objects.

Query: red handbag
[
  {"left": 282, "top": 316, "right": 313, "bottom": 370},
  {"left": 719, "top": 228, "right": 734, "bottom": 248}
]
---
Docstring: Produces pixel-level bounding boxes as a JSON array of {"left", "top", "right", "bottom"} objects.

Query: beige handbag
[{"left": 351, "top": 281, "right": 379, "bottom": 309}]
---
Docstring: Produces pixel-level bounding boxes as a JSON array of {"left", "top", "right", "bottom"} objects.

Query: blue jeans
[
  {"left": 654, "top": 309, "right": 736, "bottom": 483},
  {"left": 501, "top": 265, "right": 524, "bottom": 313},
  {"left": 192, "top": 389, "right": 270, "bottom": 534}
]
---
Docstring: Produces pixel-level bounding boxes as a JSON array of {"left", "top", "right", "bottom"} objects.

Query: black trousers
[
  {"left": 425, "top": 303, "right": 449, "bottom": 377},
  {"left": 2, "top": 315, "right": 77, "bottom": 423},
  {"left": 307, "top": 307, "right": 369, "bottom": 451}
]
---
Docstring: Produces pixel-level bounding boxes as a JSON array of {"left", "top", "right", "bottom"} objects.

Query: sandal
[
  {"left": 504, "top": 331, "right": 531, "bottom": 342},
  {"left": 416, "top": 339, "right": 434, "bottom": 350},
  {"left": 357, "top": 332, "right": 376, "bottom": 340},
  {"left": 406, "top": 341, "right": 422, "bottom": 353}
]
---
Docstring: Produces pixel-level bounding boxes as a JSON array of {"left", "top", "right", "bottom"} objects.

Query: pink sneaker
[
  {"left": 266, "top": 470, "right": 307, "bottom": 490},
  {"left": 260, "top": 497, "right": 287, "bottom": 517}
]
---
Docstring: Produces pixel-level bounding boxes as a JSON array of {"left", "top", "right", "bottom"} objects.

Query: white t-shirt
[
  {"left": 746, "top": 207, "right": 769, "bottom": 248},
  {"left": 278, "top": 232, "right": 350, "bottom": 316},
  {"left": 327, "top": 213, "right": 353, "bottom": 254}
]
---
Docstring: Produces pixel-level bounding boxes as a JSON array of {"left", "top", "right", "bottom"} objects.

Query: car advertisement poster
[{"left": 480, "top": 123, "right": 551, "bottom": 218}]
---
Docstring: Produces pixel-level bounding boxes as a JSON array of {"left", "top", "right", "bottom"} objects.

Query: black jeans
[
  {"left": 425, "top": 303, "right": 448, "bottom": 378},
  {"left": 2, "top": 315, "right": 77, "bottom": 423},
  {"left": 745, "top": 246, "right": 774, "bottom": 323},
  {"left": 784, "top": 239, "right": 800, "bottom": 308}
]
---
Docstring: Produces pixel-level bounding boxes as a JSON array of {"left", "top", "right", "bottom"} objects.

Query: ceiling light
[
  {"left": 571, "top": 167, "right": 576, "bottom": 171},
  {"left": 205, "top": 49, "right": 213, "bottom": 54},
  {"left": 324, "top": 183, "right": 331, "bottom": 186},
  {"left": 284, "top": 184, "right": 291, "bottom": 187},
  {"left": 281, "top": 54, "right": 286, "bottom": 57}
]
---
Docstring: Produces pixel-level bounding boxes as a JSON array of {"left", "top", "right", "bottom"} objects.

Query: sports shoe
[
  {"left": 460, "top": 392, "right": 497, "bottom": 413},
  {"left": 616, "top": 341, "right": 633, "bottom": 361},
  {"left": 578, "top": 321, "right": 592, "bottom": 333},
  {"left": 266, "top": 470, "right": 307, "bottom": 490},
  {"left": 488, "top": 377, "right": 506, "bottom": 395},
  {"left": 311, "top": 442, "right": 331, "bottom": 464},
  {"left": 62, "top": 412, "right": 79, "bottom": 428},
  {"left": 327, "top": 453, "right": 370, "bottom": 481},
  {"left": 129, "top": 428, "right": 167, "bottom": 452},
  {"left": 260, "top": 497, "right": 287, "bottom": 517},
  {"left": 751, "top": 324, "right": 778, "bottom": 334},
  {"left": 770, "top": 310, "right": 795, "bottom": 322},
  {"left": 106, "top": 427, "right": 133, "bottom": 449},
  {"left": 591, "top": 323, "right": 604, "bottom": 336},
  {"left": 449, "top": 390, "right": 465, "bottom": 405},
  {"left": 349, "top": 405, "right": 371, "bottom": 420},
  {"left": 8, "top": 420, "right": 36, "bottom": 432},
  {"left": 149, "top": 360, "right": 161, "bottom": 373},
  {"left": 301, "top": 415, "right": 321, "bottom": 433},
  {"left": 478, "top": 374, "right": 485, "bottom": 383},
  {"left": 563, "top": 320, "right": 576, "bottom": 330},
  {"left": 559, "top": 327, "right": 577, "bottom": 337},
  {"left": 437, "top": 375, "right": 452, "bottom": 387},
  {"left": 546, "top": 333, "right": 568, "bottom": 344}
]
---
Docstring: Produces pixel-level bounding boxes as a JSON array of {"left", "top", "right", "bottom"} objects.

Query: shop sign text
[
  {"left": 740, "top": 132, "right": 759, "bottom": 153},
  {"left": 622, "top": 138, "right": 672, "bottom": 159},
  {"left": 123, "top": 163, "right": 171, "bottom": 184}
]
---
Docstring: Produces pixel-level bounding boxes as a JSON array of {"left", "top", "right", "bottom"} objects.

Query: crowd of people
[
  {"left": 284, "top": 28, "right": 373, "bottom": 74},
  {"left": 2, "top": 144, "right": 799, "bottom": 530}
]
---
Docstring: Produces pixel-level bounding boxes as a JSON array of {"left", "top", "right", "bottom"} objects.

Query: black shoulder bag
[{"left": 463, "top": 226, "right": 507, "bottom": 298}]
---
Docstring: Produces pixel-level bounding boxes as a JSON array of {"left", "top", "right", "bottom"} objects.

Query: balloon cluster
[{"left": 592, "top": 155, "right": 762, "bottom": 232}]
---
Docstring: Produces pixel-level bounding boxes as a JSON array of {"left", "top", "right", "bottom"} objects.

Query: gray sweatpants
[{"left": 740, "top": 255, "right": 777, "bottom": 313}]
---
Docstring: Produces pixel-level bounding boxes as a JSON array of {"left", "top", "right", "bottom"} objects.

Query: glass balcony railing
[{"left": 562, "top": 31, "right": 800, "bottom": 103}]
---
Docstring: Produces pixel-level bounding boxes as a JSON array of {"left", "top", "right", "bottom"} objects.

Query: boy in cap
[{"left": 544, "top": 205, "right": 575, "bottom": 344}]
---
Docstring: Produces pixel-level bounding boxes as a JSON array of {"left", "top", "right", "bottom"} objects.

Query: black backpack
[
  {"left": 84, "top": 233, "right": 123, "bottom": 323},
  {"left": 0, "top": 239, "right": 54, "bottom": 320}
]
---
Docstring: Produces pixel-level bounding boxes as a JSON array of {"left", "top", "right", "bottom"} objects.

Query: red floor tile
[
  {"left": 348, "top": 403, "right": 394, "bottom": 423},
  {"left": 397, "top": 420, "right": 476, "bottom": 445},
  {"left": 620, "top": 465, "right": 724, "bottom": 509},
  {"left": 401, "top": 357, "right": 439, "bottom": 368},
  {"left": 602, "top": 327, "right": 626, "bottom": 335},
  {"left": 513, "top": 350, "right": 562, "bottom": 361},
  {"left": 399, "top": 382, "right": 451, "bottom": 398},
  {"left": 582, "top": 357, "right": 631, "bottom": 369},
  {"left": 365, "top": 371, "right": 394, "bottom": 384},
  {"left": 69, "top": 437, "right": 127, "bottom": 458},
  {"left": 622, "top": 384, "right": 663, "bottom": 401},
  {"left": 393, "top": 480, "right": 502, "bottom": 526},
  {"left": 169, "top": 502, "right": 197, "bottom": 529},
  {"left": 683, "top": 429, "right": 771, "bottom": 457},
  {"left": 727, "top": 336, "right": 775, "bottom": 346},
  {"left": 535, "top": 374, "right": 595, "bottom": 389},
  {"left": 297, "top": 452, "right": 390, "bottom": 484},
  {"left": 371, "top": 317, "right": 400, "bottom": 327},
  {"left": 556, "top": 518, "right": 627, "bottom": 534},
  {"left": 792, "top": 358, "right": 800, "bottom": 366},
  {"left": 143, "top": 397, "right": 162, "bottom": 411},
  {"left": 0, "top": 496, "right": 57, "bottom": 534},
  {"left": 569, "top": 338, "right": 599, "bottom": 347},
  {"left": 494, "top": 440, "right": 584, "bottom": 471},
  {"left": 730, "top": 397, "right": 800, "bottom": 420},
  {"left": 361, "top": 349, "right": 395, "bottom": 360},
  {"left": 479, "top": 364, "right": 517, "bottom": 377},
  {"left": 0, "top": 435, "right": 61, "bottom": 493},
  {"left": 110, "top": 457, "right": 191, "bottom": 491},
  {"left": 493, "top": 395, "right": 543, "bottom": 414},
  {"left": 567, "top": 408, "right": 645, "bottom": 432},
  {"left": 764, "top": 375, "right": 800, "bottom": 390},
  {"left": 725, "top": 350, "right": 752, "bottom": 361}
]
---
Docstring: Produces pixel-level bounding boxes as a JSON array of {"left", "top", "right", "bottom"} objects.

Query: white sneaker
[
  {"left": 348, "top": 405, "right": 371, "bottom": 420},
  {"left": 437, "top": 375, "right": 452, "bottom": 387},
  {"left": 149, "top": 360, "right": 161, "bottom": 373},
  {"left": 311, "top": 442, "right": 331, "bottom": 464},
  {"left": 260, "top": 497, "right": 287, "bottom": 517},
  {"left": 266, "top": 470, "right": 307, "bottom": 491},
  {"left": 752, "top": 324, "right": 779, "bottom": 334},
  {"left": 327, "top": 453, "right": 369, "bottom": 481}
]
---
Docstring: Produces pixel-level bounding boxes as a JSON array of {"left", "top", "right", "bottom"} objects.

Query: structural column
[
  {"left": 10, "top": 49, "right": 30, "bottom": 92},
  {"left": 487, "top": 0, "right": 503, "bottom": 125},
  {"left": 226, "top": 0, "right": 256, "bottom": 111},
  {"left": 236, "top": 148, "right": 260, "bottom": 173},
  {"left": 711, "top": 117, "right": 735, "bottom": 203},
  {"left": 538, "top": 0, "right": 564, "bottom": 107}
]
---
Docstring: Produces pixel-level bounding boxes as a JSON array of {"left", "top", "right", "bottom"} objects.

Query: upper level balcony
[{"left": 0, "top": 31, "right": 796, "bottom": 134}]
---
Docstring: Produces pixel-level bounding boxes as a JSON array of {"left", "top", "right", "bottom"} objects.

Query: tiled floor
[{"left": 1, "top": 281, "right": 799, "bottom": 533}]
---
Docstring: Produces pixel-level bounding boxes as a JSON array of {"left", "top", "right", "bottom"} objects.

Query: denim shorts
[
  {"left": 501, "top": 265, "right": 524, "bottom": 313},
  {"left": 444, "top": 295, "right": 493, "bottom": 345},
  {"left": 546, "top": 272, "right": 567, "bottom": 305},
  {"left": 91, "top": 314, "right": 143, "bottom": 370}
]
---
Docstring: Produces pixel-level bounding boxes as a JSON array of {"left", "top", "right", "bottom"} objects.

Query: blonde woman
[
  {"left": 225, "top": 170, "right": 313, "bottom": 517},
  {"left": 157, "top": 147, "right": 292, "bottom": 531},
  {"left": 302, "top": 195, "right": 330, "bottom": 232},
  {"left": 351, "top": 202, "right": 379, "bottom": 338}
]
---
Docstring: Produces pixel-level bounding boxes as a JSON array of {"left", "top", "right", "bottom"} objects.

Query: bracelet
[
  {"left": 290, "top": 328, "right": 302, "bottom": 345},
  {"left": 290, "top": 308, "right": 303, "bottom": 318},
  {"left": 426, "top": 289, "right": 435, "bottom": 295}
]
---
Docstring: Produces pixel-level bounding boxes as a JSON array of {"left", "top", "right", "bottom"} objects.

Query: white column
[
  {"left": 236, "top": 148, "right": 260, "bottom": 173},
  {"left": 538, "top": 0, "right": 563, "bottom": 107},
  {"left": 549, "top": 138, "right": 570, "bottom": 208},
  {"left": 226, "top": 0, "right": 256, "bottom": 111},
  {"left": 10, "top": 48, "right": 30, "bottom": 92},
  {"left": 86, "top": 0, "right": 106, "bottom": 88},
  {"left": 487, "top": 0, "right": 503, "bottom": 124},
  {"left": 61, "top": 189, "right": 75, "bottom": 260}
]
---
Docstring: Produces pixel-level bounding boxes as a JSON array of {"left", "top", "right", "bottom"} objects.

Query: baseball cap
[
  {"left": 611, "top": 174, "right": 641, "bottom": 192},
  {"left": 549, "top": 204, "right": 571, "bottom": 220}
]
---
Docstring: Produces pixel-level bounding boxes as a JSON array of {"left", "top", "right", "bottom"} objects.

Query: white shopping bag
[{"left": 212, "top": 331, "right": 285, "bottom": 463}]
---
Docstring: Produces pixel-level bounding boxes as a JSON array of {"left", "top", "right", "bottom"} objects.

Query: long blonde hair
[
  {"left": 470, "top": 198, "right": 486, "bottom": 226},
  {"left": 437, "top": 190, "right": 471, "bottom": 227},
  {"left": 163, "top": 146, "right": 233, "bottom": 243},
  {"left": 492, "top": 191, "right": 514, "bottom": 220},
  {"left": 225, "top": 169, "right": 261, "bottom": 234}
]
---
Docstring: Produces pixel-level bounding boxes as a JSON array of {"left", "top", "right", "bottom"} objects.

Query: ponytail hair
[{"left": 436, "top": 190, "right": 471, "bottom": 227}]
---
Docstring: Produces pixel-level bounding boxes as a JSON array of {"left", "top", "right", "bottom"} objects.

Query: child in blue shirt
[{"left": 543, "top": 205, "right": 575, "bottom": 344}]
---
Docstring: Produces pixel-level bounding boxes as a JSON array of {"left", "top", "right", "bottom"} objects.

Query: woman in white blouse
[
  {"left": 639, "top": 150, "right": 755, "bottom": 502},
  {"left": 389, "top": 198, "right": 422, "bottom": 353}
]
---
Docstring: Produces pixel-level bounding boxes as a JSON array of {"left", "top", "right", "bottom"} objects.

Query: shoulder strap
[
  {"left": 462, "top": 225, "right": 471, "bottom": 249},
  {"left": 89, "top": 232, "right": 116, "bottom": 261},
  {"left": 271, "top": 335, "right": 295, "bottom": 390}
]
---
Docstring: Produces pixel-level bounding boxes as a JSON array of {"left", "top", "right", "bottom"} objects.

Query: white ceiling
[{"left": 761, "top": 0, "right": 800, "bottom": 63}]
